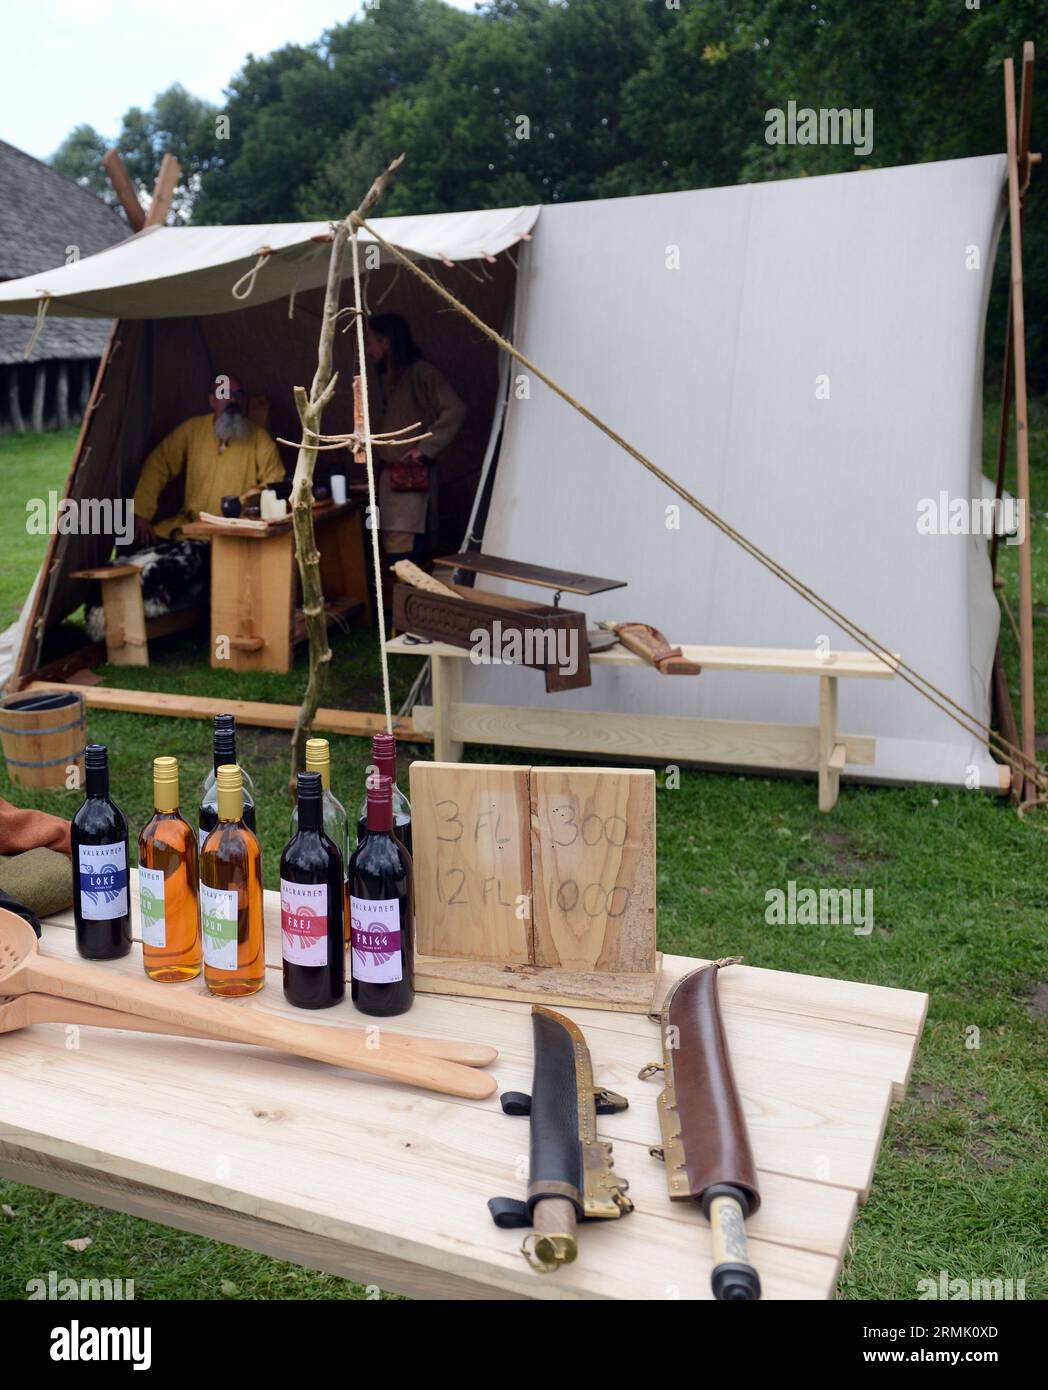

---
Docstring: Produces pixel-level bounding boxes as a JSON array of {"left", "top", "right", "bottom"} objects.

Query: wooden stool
[{"left": 71, "top": 565, "right": 198, "bottom": 667}]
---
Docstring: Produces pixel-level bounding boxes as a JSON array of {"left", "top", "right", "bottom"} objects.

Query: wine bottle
[
  {"left": 71, "top": 744, "right": 132, "bottom": 960},
  {"left": 138, "top": 756, "right": 201, "bottom": 982},
  {"left": 281, "top": 771, "right": 345, "bottom": 1009},
  {"left": 348, "top": 773, "right": 414, "bottom": 1016},
  {"left": 356, "top": 732, "right": 412, "bottom": 859},
  {"left": 289, "top": 738, "right": 349, "bottom": 864},
  {"left": 199, "top": 714, "right": 256, "bottom": 851},
  {"left": 199, "top": 764, "right": 265, "bottom": 997},
  {"left": 291, "top": 736, "right": 351, "bottom": 949}
]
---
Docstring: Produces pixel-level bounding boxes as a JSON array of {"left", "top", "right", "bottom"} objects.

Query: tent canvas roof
[{"left": 0, "top": 205, "right": 540, "bottom": 320}]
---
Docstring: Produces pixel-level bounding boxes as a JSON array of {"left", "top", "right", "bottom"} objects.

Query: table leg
[
  {"left": 318, "top": 509, "right": 372, "bottom": 627},
  {"left": 431, "top": 654, "right": 463, "bottom": 762},
  {"left": 210, "top": 532, "right": 294, "bottom": 673},
  {"left": 818, "top": 674, "right": 844, "bottom": 812}
]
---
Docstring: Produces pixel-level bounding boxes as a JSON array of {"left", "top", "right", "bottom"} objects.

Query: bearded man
[{"left": 132, "top": 374, "right": 285, "bottom": 544}]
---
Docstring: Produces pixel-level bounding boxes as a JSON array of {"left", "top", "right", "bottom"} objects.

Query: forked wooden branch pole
[{"left": 287, "top": 154, "right": 405, "bottom": 783}]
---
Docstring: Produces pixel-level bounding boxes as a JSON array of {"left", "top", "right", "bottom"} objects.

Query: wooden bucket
[{"left": 0, "top": 690, "right": 87, "bottom": 790}]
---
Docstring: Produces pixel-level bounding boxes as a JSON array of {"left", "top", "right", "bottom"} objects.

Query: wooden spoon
[
  {"left": 0, "top": 909, "right": 496, "bottom": 1100},
  {"left": 0, "top": 994, "right": 497, "bottom": 1068}
]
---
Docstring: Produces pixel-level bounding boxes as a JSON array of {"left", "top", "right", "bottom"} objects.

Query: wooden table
[
  {"left": 0, "top": 878, "right": 926, "bottom": 1300},
  {"left": 183, "top": 503, "right": 371, "bottom": 673},
  {"left": 386, "top": 634, "right": 903, "bottom": 811}
]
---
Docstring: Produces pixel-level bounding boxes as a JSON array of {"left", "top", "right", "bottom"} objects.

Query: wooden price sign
[{"left": 409, "top": 762, "right": 659, "bottom": 1011}]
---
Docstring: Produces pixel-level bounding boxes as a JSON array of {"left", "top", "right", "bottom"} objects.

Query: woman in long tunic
[{"left": 365, "top": 314, "right": 467, "bottom": 567}]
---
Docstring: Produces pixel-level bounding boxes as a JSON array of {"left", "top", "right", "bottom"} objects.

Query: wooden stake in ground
[{"left": 288, "top": 155, "right": 404, "bottom": 782}]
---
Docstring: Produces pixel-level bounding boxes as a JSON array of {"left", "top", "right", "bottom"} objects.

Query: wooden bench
[
  {"left": 385, "top": 635, "right": 900, "bottom": 812},
  {"left": 71, "top": 565, "right": 199, "bottom": 668}
]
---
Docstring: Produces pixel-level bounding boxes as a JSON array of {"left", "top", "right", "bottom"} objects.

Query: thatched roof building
[{"left": 0, "top": 138, "right": 127, "bottom": 428}]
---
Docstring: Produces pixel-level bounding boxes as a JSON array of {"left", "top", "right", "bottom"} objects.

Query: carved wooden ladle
[{"left": 0, "top": 909, "right": 496, "bottom": 1099}]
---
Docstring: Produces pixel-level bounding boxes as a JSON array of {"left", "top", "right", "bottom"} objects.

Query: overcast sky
[{"left": 2, "top": 0, "right": 479, "bottom": 160}]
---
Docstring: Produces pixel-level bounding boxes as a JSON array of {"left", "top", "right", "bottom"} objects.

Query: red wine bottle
[
  {"left": 356, "top": 733, "right": 412, "bottom": 860},
  {"left": 199, "top": 714, "right": 256, "bottom": 850},
  {"left": 348, "top": 773, "right": 414, "bottom": 1016},
  {"left": 280, "top": 771, "right": 345, "bottom": 1010},
  {"left": 71, "top": 744, "right": 132, "bottom": 960}
]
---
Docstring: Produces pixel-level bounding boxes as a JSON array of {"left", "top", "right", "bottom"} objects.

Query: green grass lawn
[
  {"left": 0, "top": 428, "right": 78, "bottom": 628},
  {"left": 0, "top": 413, "right": 1045, "bottom": 1302}
]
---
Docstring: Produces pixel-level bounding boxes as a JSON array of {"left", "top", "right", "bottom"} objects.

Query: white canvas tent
[
  {"left": 0, "top": 158, "right": 1020, "bottom": 789},
  {"left": 468, "top": 154, "right": 1010, "bottom": 789}
]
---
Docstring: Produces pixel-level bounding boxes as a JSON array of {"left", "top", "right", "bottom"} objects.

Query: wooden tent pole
[
  {"left": 102, "top": 150, "right": 145, "bottom": 232},
  {"left": 55, "top": 362, "right": 69, "bottom": 431},
  {"left": 10, "top": 322, "right": 121, "bottom": 689},
  {"left": 30, "top": 362, "right": 46, "bottom": 433},
  {"left": 144, "top": 155, "right": 181, "bottom": 229},
  {"left": 1003, "top": 49, "right": 1037, "bottom": 800},
  {"left": 6, "top": 365, "right": 25, "bottom": 433},
  {"left": 992, "top": 44, "right": 1036, "bottom": 578}
]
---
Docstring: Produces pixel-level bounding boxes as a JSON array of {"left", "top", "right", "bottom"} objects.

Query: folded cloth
[
  {"left": 0, "top": 886, "right": 42, "bottom": 938},
  {"left": 0, "top": 848, "right": 73, "bottom": 918},
  {"left": 0, "top": 796, "right": 72, "bottom": 856}
]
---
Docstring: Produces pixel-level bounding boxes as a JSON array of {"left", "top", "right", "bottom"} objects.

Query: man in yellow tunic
[{"left": 132, "top": 374, "right": 285, "bottom": 544}]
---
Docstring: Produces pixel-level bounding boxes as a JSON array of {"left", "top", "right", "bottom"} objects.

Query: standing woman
[{"left": 364, "top": 314, "right": 467, "bottom": 578}]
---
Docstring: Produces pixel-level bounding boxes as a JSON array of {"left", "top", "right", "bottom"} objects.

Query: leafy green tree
[
  {"left": 50, "top": 124, "right": 113, "bottom": 201},
  {"left": 116, "top": 83, "right": 217, "bottom": 223},
  {"left": 303, "top": 0, "right": 660, "bottom": 215},
  {"left": 194, "top": 0, "right": 474, "bottom": 224},
  {"left": 45, "top": 0, "right": 1044, "bottom": 380}
]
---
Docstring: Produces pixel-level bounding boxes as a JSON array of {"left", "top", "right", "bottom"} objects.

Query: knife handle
[
  {"left": 523, "top": 1197, "right": 578, "bottom": 1272},
  {"left": 707, "top": 1189, "right": 761, "bottom": 1301}
]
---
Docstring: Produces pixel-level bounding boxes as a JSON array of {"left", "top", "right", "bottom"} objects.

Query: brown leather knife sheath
[
  {"left": 663, "top": 963, "right": 761, "bottom": 1212},
  {"left": 614, "top": 623, "right": 701, "bottom": 675}
]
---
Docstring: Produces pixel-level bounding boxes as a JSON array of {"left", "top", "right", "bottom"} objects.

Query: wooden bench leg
[
  {"left": 101, "top": 572, "right": 149, "bottom": 667},
  {"left": 818, "top": 674, "right": 848, "bottom": 812},
  {"left": 430, "top": 653, "right": 463, "bottom": 763}
]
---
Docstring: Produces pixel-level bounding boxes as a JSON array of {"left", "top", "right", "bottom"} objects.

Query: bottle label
[
  {"left": 350, "top": 895, "right": 402, "bottom": 983},
  {"left": 77, "top": 842, "right": 128, "bottom": 920},
  {"left": 281, "top": 880, "right": 329, "bottom": 967},
  {"left": 139, "top": 865, "right": 166, "bottom": 947},
  {"left": 200, "top": 882, "right": 239, "bottom": 971}
]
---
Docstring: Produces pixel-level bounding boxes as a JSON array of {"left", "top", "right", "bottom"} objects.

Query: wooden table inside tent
[
  {"left": 0, "top": 878, "right": 926, "bottom": 1301},
  {"left": 181, "top": 502, "right": 371, "bottom": 673},
  {"left": 385, "top": 635, "right": 901, "bottom": 812}
]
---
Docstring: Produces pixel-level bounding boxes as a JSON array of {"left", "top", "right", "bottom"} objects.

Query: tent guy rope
[
  {"left": 350, "top": 208, "right": 1046, "bottom": 798},
  {"left": 349, "top": 226, "right": 393, "bottom": 736}
]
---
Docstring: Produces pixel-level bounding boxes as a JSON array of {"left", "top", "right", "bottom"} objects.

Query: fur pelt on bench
[{"left": 85, "top": 540, "right": 209, "bottom": 643}]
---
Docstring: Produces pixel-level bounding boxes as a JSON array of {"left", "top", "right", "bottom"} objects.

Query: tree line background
[{"left": 52, "top": 0, "right": 1045, "bottom": 386}]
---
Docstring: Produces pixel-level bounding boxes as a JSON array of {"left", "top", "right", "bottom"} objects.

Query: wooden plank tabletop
[
  {"left": 435, "top": 552, "right": 628, "bottom": 596},
  {"left": 181, "top": 501, "right": 359, "bottom": 541},
  {"left": 0, "top": 877, "right": 925, "bottom": 1300},
  {"left": 385, "top": 634, "right": 900, "bottom": 679}
]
